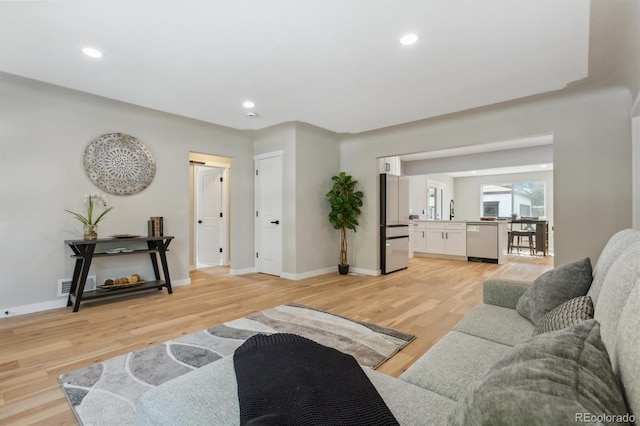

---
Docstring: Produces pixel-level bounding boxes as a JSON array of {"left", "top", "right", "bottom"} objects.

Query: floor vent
[{"left": 58, "top": 276, "right": 96, "bottom": 297}]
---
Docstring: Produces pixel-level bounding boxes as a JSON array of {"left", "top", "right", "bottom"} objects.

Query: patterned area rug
[{"left": 59, "top": 303, "right": 415, "bottom": 425}]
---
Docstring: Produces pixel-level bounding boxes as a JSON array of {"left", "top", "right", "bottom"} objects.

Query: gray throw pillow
[
  {"left": 448, "top": 320, "right": 630, "bottom": 426},
  {"left": 516, "top": 257, "right": 592, "bottom": 324},
  {"left": 533, "top": 295, "right": 594, "bottom": 335}
]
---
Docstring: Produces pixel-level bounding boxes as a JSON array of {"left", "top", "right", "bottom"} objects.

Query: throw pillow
[
  {"left": 516, "top": 257, "right": 592, "bottom": 323},
  {"left": 448, "top": 320, "right": 630, "bottom": 426},
  {"left": 532, "top": 295, "right": 594, "bottom": 335}
]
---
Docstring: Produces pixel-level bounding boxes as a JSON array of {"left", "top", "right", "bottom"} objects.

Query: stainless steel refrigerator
[{"left": 380, "top": 174, "right": 409, "bottom": 274}]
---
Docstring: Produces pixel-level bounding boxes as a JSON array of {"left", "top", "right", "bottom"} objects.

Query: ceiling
[{"left": 0, "top": 1, "right": 591, "bottom": 134}]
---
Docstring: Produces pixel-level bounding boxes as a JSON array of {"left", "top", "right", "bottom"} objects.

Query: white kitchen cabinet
[
  {"left": 425, "top": 222, "right": 466, "bottom": 256},
  {"left": 411, "top": 222, "right": 426, "bottom": 253},
  {"left": 425, "top": 227, "right": 445, "bottom": 254},
  {"left": 444, "top": 225, "right": 467, "bottom": 256},
  {"left": 379, "top": 156, "right": 401, "bottom": 176}
]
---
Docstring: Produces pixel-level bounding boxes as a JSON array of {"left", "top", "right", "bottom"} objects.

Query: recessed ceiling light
[
  {"left": 246, "top": 112, "right": 257, "bottom": 117},
  {"left": 242, "top": 101, "right": 255, "bottom": 109},
  {"left": 400, "top": 33, "right": 419, "bottom": 46},
  {"left": 470, "top": 171, "right": 477, "bottom": 174},
  {"left": 82, "top": 47, "right": 103, "bottom": 58}
]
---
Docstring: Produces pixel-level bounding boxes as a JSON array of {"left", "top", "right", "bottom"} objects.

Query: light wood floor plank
[{"left": 0, "top": 255, "right": 552, "bottom": 425}]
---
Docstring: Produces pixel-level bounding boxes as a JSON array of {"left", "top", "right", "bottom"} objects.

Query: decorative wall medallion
[{"left": 84, "top": 133, "right": 156, "bottom": 195}]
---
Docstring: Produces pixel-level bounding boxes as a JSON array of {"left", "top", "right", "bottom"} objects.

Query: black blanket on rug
[{"left": 233, "top": 333, "right": 399, "bottom": 426}]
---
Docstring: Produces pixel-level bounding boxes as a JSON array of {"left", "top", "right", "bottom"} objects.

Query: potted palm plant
[{"left": 326, "top": 172, "right": 364, "bottom": 275}]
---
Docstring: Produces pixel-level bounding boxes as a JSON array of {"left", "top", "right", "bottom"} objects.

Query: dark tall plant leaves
[{"left": 326, "top": 172, "right": 364, "bottom": 266}]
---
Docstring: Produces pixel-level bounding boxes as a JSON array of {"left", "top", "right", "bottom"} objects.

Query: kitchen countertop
[
  {"left": 409, "top": 220, "right": 467, "bottom": 223},
  {"left": 410, "top": 220, "right": 506, "bottom": 225}
]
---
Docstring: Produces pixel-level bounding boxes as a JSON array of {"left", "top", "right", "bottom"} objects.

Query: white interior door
[
  {"left": 196, "top": 167, "right": 224, "bottom": 266},
  {"left": 254, "top": 152, "right": 283, "bottom": 276}
]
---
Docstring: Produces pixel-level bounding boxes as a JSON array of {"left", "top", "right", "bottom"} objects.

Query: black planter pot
[{"left": 338, "top": 264, "right": 350, "bottom": 275}]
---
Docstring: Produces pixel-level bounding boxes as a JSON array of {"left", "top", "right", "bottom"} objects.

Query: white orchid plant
[{"left": 66, "top": 193, "right": 114, "bottom": 225}]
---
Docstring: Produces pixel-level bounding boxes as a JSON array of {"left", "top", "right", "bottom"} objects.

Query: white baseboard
[
  {"left": 229, "top": 267, "right": 256, "bottom": 275},
  {"left": 349, "top": 267, "right": 380, "bottom": 276},
  {"left": 280, "top": 266, "right": 336, "bottom": 281},
  {"left": 1, "top": 277, "right": 192, "bottom": 318},
  {"left": 1, "top": 299, "right": 68, "bottom": 318},
  {"left": 228, "top": 264, "right": 380, "bottom": 279}
]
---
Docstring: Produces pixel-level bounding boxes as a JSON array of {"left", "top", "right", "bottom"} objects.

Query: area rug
[{"left": 58, "top": 302, "right": 415, "bottom": 426}]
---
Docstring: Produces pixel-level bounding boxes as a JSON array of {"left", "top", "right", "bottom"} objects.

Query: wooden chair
[{"left": 508, "top": 223, "right": 535, "bottom": 255}]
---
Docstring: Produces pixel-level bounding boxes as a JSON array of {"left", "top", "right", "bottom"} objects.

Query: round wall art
[{"left": 84, "top": 133, "right": 156, "bottom": 195}]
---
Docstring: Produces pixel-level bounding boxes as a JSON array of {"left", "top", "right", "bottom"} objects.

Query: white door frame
[
  {"left": 194, "top": 162, "right": 230, "bottom": 268},
  {"left": 254, "top": 151, "right": 283, "bottom": 276}
]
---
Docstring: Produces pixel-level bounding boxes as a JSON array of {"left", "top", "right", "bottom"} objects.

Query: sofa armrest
[{"left": 483, "top": 279, "right": 532, "bottom": 309}]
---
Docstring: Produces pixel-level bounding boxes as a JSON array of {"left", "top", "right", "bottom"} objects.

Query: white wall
[
  {"left": 294, "top": 124, "right": 340, "bottom": 275},
  {"left": 340, "top": 87, "right": 633, "bottom": 270},
  {"left": 408, "top": 174, "right": 455, "bottom": 220},
  {"left": 403, "top": 145, "right": 553, "bottom": 176},
  {"left": 252, "top": 122, "right": 340, "bottom": 278},
  {"left": 455, "top": 170, "right": 554, "bottom": 252},
  {"left": 0, "top": 73, "right": 254, "bottom": 313}
]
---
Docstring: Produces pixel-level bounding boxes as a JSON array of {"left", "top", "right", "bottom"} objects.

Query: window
[{"left": 481, "top": 182, "right": 545, "bottom": 218}]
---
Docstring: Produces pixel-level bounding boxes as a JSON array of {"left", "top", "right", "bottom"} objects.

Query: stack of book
[{"left": 148, "top": 216, "right": 163, "bottom": 236}]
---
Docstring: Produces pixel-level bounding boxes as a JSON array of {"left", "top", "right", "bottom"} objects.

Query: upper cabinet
[{"left": 379, "top": 156, "right": 401, "bottom": 176}]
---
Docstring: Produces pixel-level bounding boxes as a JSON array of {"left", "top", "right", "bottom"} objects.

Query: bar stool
[{"left": 509, "top": 230, "right": 535, "bottom": 255}]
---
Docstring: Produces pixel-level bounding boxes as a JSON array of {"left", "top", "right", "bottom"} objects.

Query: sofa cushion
[
  {"left": 588, "top": 229, "right": 640, "bottom": 305},
  {"left": 363, "top": 367, "right": 456, "bottom": 426},
  {"left": 453, "top": 304, "right": 534, "bottom": 346},
  {"left": 399, "top": 331, "right": 512, "bottom": 400},
  {"left": 593, "top": 245, "right": 640, "bottom": 365},
  {"left": 614, "top": 281, "right": 640, "bottom": 419},
  {"left": 532, "top": 295, "right": 594, "bottom": 335},
  {"left": 448, "top": 320, "right": 630, "bottom": 425},
  {"left": 516, "top": 257, "right": 592, "bottom": 323},
  {"left": 482, "top": 278, "right": 531, "bottom": 309},
  {"left": 137, "top": 355, "right": 455, "bottom": 426}
]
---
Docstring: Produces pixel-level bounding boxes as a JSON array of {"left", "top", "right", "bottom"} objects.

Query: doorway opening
[{"left": 189, "top": 152, "right": 231, "bottom": 270}]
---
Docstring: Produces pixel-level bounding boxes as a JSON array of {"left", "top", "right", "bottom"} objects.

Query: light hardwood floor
[{"left": 0, "top": 255, "right": 553, "bottom": 425}]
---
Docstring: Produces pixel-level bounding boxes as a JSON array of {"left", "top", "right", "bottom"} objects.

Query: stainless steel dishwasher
[{"left": 466, "top": 223, "right": 498, "bottom": 263}]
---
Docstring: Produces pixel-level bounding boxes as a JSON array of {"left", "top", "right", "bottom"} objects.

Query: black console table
[{"left": 65, "top": 236, "right": 174, "bottom": 312}]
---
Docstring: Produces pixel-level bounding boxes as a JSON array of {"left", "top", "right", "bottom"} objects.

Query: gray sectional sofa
[{"left": 137, "top": 229, "right": 639, "bottom": 425}]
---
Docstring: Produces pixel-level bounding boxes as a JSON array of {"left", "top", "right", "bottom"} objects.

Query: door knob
[{"left": 270, "top": 220, "right": 280, "bottom": 225}]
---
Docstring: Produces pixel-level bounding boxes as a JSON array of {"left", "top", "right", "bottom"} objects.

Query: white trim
[
  {"left": 1, "top": 299, "right": 68, "bottom": 318},
  {"left": 280, "top": 267, "right": 336, "bottom": 281},
  {"left": 349, "top": 267, "right": 381, "bottom": 276},
  {"left": 1, "top": 279, "right": 191, "bottom": 318},
  {"left": 229, "top": 267, "right": 256, "bottom": 275},
  {"left": 254, "top": 150, "right": 284, "bottom": 161}
]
